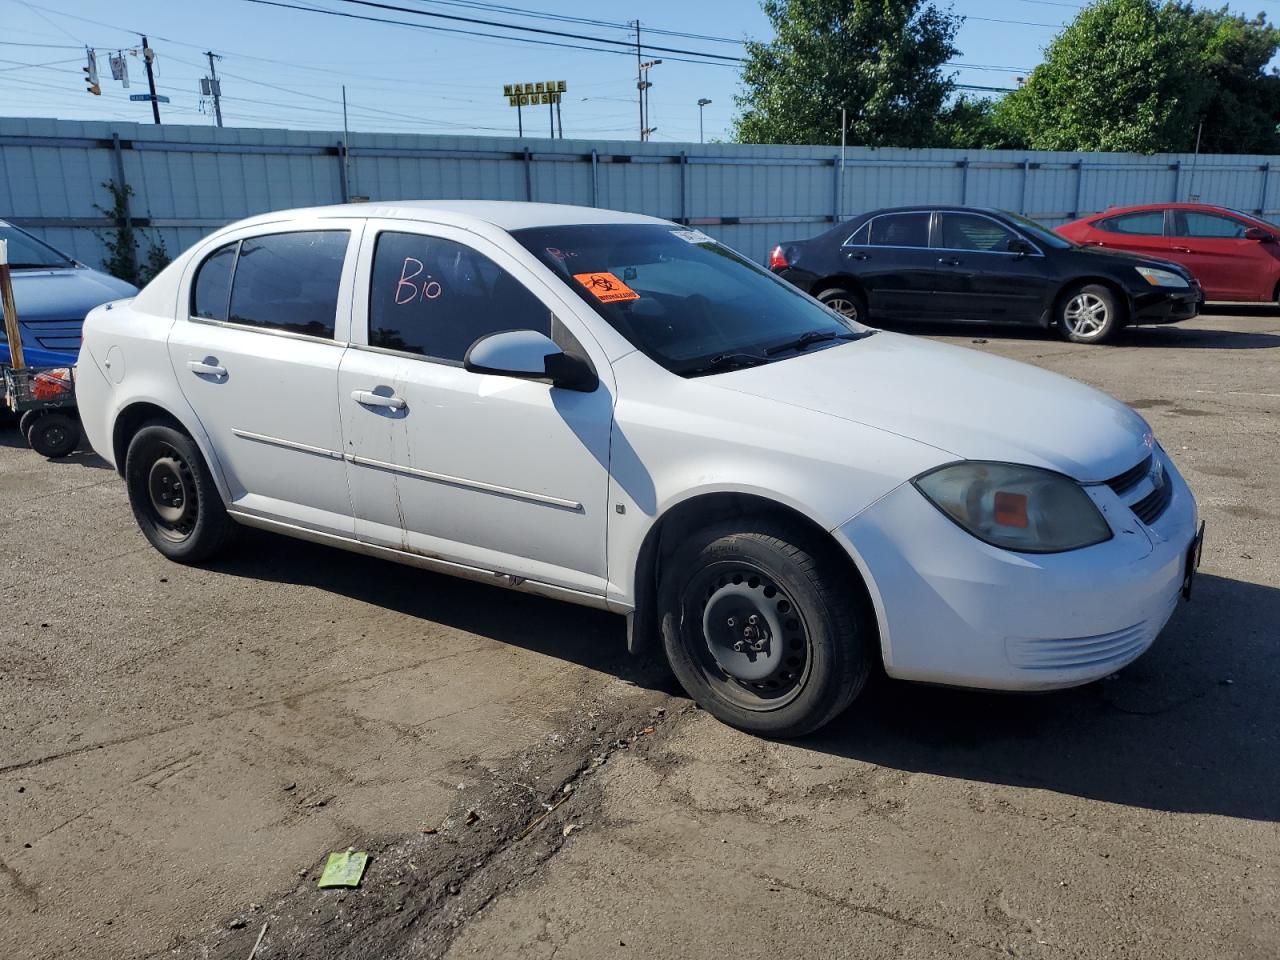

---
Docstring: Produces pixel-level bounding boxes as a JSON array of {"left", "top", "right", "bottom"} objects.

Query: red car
[{"left": 1057, "top": 203, "right": 1280, "bottom": 303}]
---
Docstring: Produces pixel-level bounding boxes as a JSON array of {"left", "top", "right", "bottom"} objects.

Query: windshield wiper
[
  {"left": 765, "top": 329, "right": 856, "bottom": 356},
  {"left": 685, "top": 352, "right": 771, "bottom": 376},
  {"left": 8, "top": 262, "right": 71, "bottom": 269}
]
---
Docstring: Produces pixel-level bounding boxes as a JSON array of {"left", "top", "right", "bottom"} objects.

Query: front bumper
[
  {"left": 1129, "top": 283, "right": 1201, "bottom": 325},
  {"left": 835, "top": 449, "right": 1199, "bottom": 691}
]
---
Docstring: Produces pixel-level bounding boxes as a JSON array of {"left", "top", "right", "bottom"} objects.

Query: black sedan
[{"left": 768, "top": 206, "right": 1202, "bottom": 343}]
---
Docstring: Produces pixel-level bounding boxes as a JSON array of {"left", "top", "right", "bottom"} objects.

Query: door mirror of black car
[
  {"left": 464, "top": 329, "right": 599, "bottom": 392},
  {"left": 1007, "top": 237, "right": 1036, "bottom": 257},
  {"left": 1244, "top": 226, "right": 1275, "bottom": 242}
]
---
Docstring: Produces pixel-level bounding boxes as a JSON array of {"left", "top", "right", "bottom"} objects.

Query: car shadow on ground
[
  {"left": 1202, "top": 302, "right": 1280, "bottom": 318},
  {"left": 876, "top": 319, "right": 1280, "bottom": 349},
  {"left": 0, "top": 422, "right": 113, "bottom": 467},
  {"left": 206, "top": 527, "right": 675, "bottom": 692},
  {"left": 810, "top": 572, "right": 1280, "bottom": 822}
]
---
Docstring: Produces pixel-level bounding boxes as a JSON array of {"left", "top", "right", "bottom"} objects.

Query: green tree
[
  {"left": 994, "top": 0, "right": 1280, "bottom": 154},
  {"left": 733, "top": 0, "right": 962, "bottom": 147}
]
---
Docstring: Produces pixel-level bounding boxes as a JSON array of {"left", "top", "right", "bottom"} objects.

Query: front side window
[
  {"left": 868, "top": 213, "right": 930, "bottom": 248},
  {"left": 1097, "top": 211, "right": 1165, "bottom": 236},
  {"left": 513, "top": 223, "right": 870, "bottom": 377},
  {"left": 224, "top": 231, "right": 349, "bottom": 338},
  {"left": 1175, "top": 212, "right": 1248, "bottom": 239},
  {"left": 368, "top": 232, "right": 552, "bottom": 362},
  {"left": 191, "top": 242, "right": 237, "bottom": 320},
  {"left": 938, "top": 213, "right": 1018, "bottom": 252}
]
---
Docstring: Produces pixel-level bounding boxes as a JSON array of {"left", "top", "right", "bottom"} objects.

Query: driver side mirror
[
  {"left": 1007, "top": 237, "right": 1036, "bottom": 257},
  {"left": 463, "top": 329, "right": 599, "bottom": 393},
  {"left": 1244, "top": 226, "right": 1275, "bottom": 242}
]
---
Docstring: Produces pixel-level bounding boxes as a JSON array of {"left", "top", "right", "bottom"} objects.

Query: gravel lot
[{"left": 1, "top": 309, "right": 1277, "bottom": 959}]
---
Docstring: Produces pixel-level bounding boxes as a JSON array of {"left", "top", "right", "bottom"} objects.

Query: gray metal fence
[{"left": 3, "top": 116, "right": 1278, "bottom": 271}]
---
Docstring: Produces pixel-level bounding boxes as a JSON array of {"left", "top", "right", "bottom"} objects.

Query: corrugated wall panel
[{"left": 4, "top": 117, "right": 1280, "bottom": 272}]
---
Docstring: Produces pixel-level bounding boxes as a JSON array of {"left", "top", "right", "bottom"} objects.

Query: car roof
[
  {"left": 1089, "top": 202, "right": 1256, "bottom": 218},
  {"left": 229, "top": 200, "right": 670, "bottom": 232}
]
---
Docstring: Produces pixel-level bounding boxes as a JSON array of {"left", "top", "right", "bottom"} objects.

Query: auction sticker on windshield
[
  {"left": 574, "top": 271, "right": 641, "bottom": 303},
  {"left": 671, "top": 229, "right": 715, "bottom": 244}
]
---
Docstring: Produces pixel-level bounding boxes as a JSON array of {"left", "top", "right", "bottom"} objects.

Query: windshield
[
  {"left": 1000, "top": 211, "right": 1074, "bottom": 250},
  {"left": 0, "top": 223, "right": 75, "bottom": 268},
  {"left": 512, "top": 223, "right": 870, "bottom": 376}
]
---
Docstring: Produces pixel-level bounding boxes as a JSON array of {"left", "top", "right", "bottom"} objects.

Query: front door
[
  {"left": 931, "top": 212, "right": 1053, "bottom": 323},
  {"left": 167, "top": 225, "right": 358, "bottom": 535},
  {"left": 337, "top": 222, "right": 614, "bottom": 596},
  {"left": 1168, "top": 210, "right": 1272, "bottom": 300}
]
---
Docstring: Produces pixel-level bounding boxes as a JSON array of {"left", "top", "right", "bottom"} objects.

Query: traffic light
[{"left": 83, "top": 48, "right": 100, "bottom": 96}]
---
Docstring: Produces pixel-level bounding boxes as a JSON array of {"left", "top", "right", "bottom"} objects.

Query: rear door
[
  {"left": 930, "top": 212, "right": 1053, "bottom": 323},
  {"left": 167, "top": 222, "right": 359, "bottom": 536},
  {"left": 843, "top": 211, "right": 938, "bottom": 319},
  {"left": 1085, "top": 210, "right": 1171, "bottom": 259},
  {"left": 1168, "top": 210, "right": 1270, "bottom": 300}
]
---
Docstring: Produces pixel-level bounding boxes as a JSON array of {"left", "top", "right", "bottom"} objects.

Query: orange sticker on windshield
[{"left": 573, "top": 271, "right": 640, "bottom": 303}]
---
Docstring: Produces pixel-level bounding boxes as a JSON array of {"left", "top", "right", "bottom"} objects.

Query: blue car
[{"left": 1, "top": 220, "right": 138, "bottom": 368}]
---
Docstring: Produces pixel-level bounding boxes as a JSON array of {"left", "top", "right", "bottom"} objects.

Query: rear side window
[
  {"left": 868, "top": 213, "right": 929, "bottom": 248},
  {"left": 367, "top": 231, "right": 551, "bottom": 363},
  {"left": 938, "top": 213, "right": 1018, "bottom": 252},
  {"left": 1175, "top": 212, "right": 1248, "bottom": 238},
  {"left": 191, "top": 242, "right": 237, "bottom": 320},
  {"left": 225, "top": 231, "right": 349, "bottom": 339},
  {"left": 843, "top": 221, "right": 870, "bottom": 246},
  {"left": 1096, "top": 211, "right": 1165, "bottom": 236}
]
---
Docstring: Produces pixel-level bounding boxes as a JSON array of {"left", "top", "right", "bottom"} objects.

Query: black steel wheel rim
[
  {"left": 145, "top": 443, "right": 198, "bottom": 542},
  {"left": 40, "top": 422, "right": 69, "bottom": 449},
  {"left": 682, "top": 561, "right": 812, "bottom": 711}
]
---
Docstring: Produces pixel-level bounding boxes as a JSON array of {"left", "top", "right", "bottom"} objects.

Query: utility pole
[
  {"left": 342, "top": 84, "right": 352, "bottom": 196},
  {"left": 203, "top": 51, "right": 223, "bottom": 127},
  {"left": 839, "top": 106, "right": 847, "bottom": 220},
  {"left": 697, "top": 98, "right": 711, "bottom": 143},
  {"left": 634, "top": 20, "right": 644, "bottom": 141},
  {"left": 640, "top": 59, "right": 661, "bottom": 141},
  {"left": 141, "top": 35, "right": 160, "bottom": 124}
]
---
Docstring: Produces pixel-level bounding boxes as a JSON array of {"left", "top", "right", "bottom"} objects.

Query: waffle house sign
[{"left": 505, "top": 81, "right": 566, "bottom": 106}]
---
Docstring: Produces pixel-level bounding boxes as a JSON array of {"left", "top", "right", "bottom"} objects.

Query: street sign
[{"left": 130, "top": 93, "right": 170, "bottom": 103}]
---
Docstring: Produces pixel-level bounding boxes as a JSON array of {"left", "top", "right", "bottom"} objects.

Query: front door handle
[
  {"left": 187, "top": 359, "right": 227, "bottom": 378},
  {"left": 936, "top": 257, "right": 962, "bottom": 266},
  {"left": 1173, "top": 246, "right": 1193, "bottom": 253},
  {"left": 351, "top": 389, "right": 406, "bottom": 411}
]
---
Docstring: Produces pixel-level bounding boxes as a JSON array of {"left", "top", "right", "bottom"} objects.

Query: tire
[
  {"left": 18, "top": 409, "right": 40, "bottom": 437},
  {"left": 1057, "top": 283, "right": 1121, "bottom": 343},
  {"left": 124, "top": 421, "right": 236, "bottom": 563},
  {"left": 816, "top": 286, "right": 868, "bottom": 325},
  {"left": 659, "top": 518, "right": 872, "bottom": 738},
  {"left": 26, "top": 412, "right": 80, "bottom": 458}
]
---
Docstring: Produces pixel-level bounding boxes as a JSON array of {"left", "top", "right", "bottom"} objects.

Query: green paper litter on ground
[{"left": 317, "top": 848, "right": 369, "bottom": 889}]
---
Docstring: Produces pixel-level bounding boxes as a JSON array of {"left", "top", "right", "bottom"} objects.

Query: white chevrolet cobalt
[{"left": 77, "top": 202, "right": 1203, "bottom": 736}]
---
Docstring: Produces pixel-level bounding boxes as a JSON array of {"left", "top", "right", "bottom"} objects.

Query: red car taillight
[{"left": 768, "top": 245, "right": 789, "bottom": 269}]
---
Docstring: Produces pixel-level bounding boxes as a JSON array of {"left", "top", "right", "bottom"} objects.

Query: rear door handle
[
  {"left": 936, "top": 257, "right": 962, "bottom": 266},
  {"left": 1173, "top": 246, "right": 1193, "bottom": 253},
  {"left": 187, "top": 359, "right": 227, "bottom": 378},
  {"left": 351, "top": 389, "right": 406, "bottom": 411},
  {"left": 848, "top": 252, "right": 871, "bottom": 261}
]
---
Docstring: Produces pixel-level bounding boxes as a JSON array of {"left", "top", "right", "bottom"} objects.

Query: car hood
[
  {"left": 1069, "top": 243, "right": 1194, "bottom": 279},
  {"left": 711, "top": 332, "right": 1152, "bottom": 482},
  {"left": 6, "top": 267, "right": 138, "bottom": 321}
]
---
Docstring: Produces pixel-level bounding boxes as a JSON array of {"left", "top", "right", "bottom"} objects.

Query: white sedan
[{"left": 77, "top": 202, "right": 1202, "bottom": 736}]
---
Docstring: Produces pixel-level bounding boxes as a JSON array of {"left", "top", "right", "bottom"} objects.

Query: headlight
[
  {"left": 913, "top": 462, "right": 1112, "bottom": 553},
  {"left": 1135, "top": 266, "right": 1189, "bottom": 288}
]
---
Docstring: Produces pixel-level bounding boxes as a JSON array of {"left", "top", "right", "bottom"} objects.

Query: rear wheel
[
  {"left": 1057, "top": 283, "right": 1121, "bottom": 343},
  {"left": 659, "top": 518, "right": 871, "bottom": 737},
  {"left": 815, "top": 286, "right": 867, "bottom": 325},
  {"left": 25, "top": 411, "right": 80, "bottom": 458},
  {"left": 125, "top": 422, "right": 236, "bottom": 562}
]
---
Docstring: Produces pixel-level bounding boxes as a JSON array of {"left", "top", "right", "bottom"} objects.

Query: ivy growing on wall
[{"left": 94, "top": 179, "right": 172, "bottom": 288}]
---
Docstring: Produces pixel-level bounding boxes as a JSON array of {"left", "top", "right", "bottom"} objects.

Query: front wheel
[
  {"left": 1057, "top": 283, "right": 1121, "bottom": 343},
  {"left": 125, "top": 422, "right": 236, "bottom": 563},
  {"left": 659, "top": 519, "right": 872, "bottom": 737}
]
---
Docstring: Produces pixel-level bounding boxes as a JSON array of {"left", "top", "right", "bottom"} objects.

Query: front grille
[
  {"left": 1104, "top": 454, "right": 1152, "bottom": 496},
  {"left": 1132, "top": 477, "right": 1173, "bottom": 524}
]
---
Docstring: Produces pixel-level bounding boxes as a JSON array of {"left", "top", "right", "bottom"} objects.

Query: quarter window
[
  {"left": 368, "top": 232, "right": 551, "bottom": 363},
  {"left": 191, "top": 242, "right": 237, "bottom": 321},
  {"left": 225, "top": 231, "right": 349, "bottom": 339},
  {"left": 1096, "top": 211, "right": 1165, "bottom": 236},
  {"left": 938, "top": 213, "right": 1019, "bottom": 252},
  {"left": 868, "top": 213, "right": 930, "bottom": 248},
  {"left": 1175, "top": 212, "right": 1248, "bottom": 238}
]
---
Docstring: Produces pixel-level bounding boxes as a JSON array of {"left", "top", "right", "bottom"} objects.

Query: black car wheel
[
  {"left": 125, "top": 421, "right": 237, "bottom": 562},
  {"left": 816, "top": 286, "right": 867, "bottom": 324},
  {"left": 659, "top": 518, "right": 871, "bottom": 737},
  {"left": 26, "top": 412, "right": 80, "bottom": 458},
  {"left": 1058, "top": 283, "right": 1121, "bottom": 343}
]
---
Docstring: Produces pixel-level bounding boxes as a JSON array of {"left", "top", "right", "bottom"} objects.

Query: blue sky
[{"left": 0, "top": 0, "right": 1272, "bottom": 143}]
